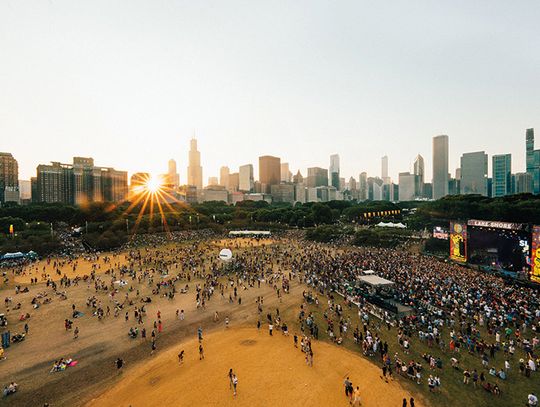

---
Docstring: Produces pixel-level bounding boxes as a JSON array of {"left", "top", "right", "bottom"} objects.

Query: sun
[{"left": 146, "top": 174, "right": 163, "bottom": 193}]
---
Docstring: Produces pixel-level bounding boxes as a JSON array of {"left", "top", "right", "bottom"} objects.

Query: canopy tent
[
  {"left": 1, "top": 252, "right": 25, "bottom": 260},
  {"left": 228, "top": 230, "right": 271, "bottom": 236},
  {"left": 375, "top": 222, "right": 406, "bottom": 229},
  {"left": 357, "top": 275, "right": 395, "bottom": 287}
]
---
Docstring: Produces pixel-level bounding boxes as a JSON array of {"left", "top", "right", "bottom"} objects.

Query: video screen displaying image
[{"left": 467, "top": 226, "right": 530, "bottom": 272}]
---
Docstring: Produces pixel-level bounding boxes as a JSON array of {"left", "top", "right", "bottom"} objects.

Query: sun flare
[{"left": 146, "top": 174, "right": 163, "bottom": 193}]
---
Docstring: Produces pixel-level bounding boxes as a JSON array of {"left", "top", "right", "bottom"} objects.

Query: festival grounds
[{"left": 2, "top": 235, "right": 537, "bottom": 406}]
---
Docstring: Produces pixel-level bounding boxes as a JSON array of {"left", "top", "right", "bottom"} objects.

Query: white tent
[
  {"left": 358, "top": 275, "right": 395, "bottom": 287},
  {"left": 375, "top": 222, "right": 406, "bottom": 229}
]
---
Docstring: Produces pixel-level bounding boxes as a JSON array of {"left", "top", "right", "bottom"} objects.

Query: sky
[{"left": 1, "top": 1, "right": 539, "bottom": 183}]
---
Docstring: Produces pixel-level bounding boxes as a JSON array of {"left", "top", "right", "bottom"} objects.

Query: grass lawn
[{"left": 283, "top": 293, "right": 538, "bottom": 407}]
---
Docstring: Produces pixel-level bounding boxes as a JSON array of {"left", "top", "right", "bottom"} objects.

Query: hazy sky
[{"left": 1, "top": 1, "right": 539, "bottom": 183}]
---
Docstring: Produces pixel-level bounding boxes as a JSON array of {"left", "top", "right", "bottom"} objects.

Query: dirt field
[
  {"left": 88, "top": 327, "right": 423, "bottom": 407},
  {"left": 12, "top": 254, "right": 129, "bottom": 284}
]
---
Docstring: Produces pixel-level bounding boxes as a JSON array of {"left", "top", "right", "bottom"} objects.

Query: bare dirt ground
[
  {"left": 88, "top": 327, "right": 422, "bottom": 407},
  {"left": 1, "top": 238, "right": 425, "bottom": 407}
]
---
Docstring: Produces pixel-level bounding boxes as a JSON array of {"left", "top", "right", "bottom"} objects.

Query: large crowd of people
[{"left": 1, "top": 230, "right": 539, "bottom": 405}]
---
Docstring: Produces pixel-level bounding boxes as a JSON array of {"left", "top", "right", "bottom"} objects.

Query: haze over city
[{"left": 1, "top": 1, "right": 539, "bottom": 181}]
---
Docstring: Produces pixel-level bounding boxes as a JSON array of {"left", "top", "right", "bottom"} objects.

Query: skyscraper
[
  {"left": 492, "top": 154, "right": 512, "bottom": 197},
  {"left": 329, "top": 154, "right": 340, "bottom": 189},
  {"left": 306, "top": 167, "right": 328, "bottom": 188},
  {"left": 398, "top": 172, "right": 417, "bottom": 201},
  {"left": 35, "top": 158, "right": 127, "bottom": 204},
  {"left": 460, "top": 151, "right": 488, "bottom": 195},
  {"left": 167, "top": 159, "right": 180, "bottom": 188},
  {"left": 413, "top": 154, "right": 424, "bottom": 197},
  {"left": 280, "top": 163, "right": 291, "bottom": 182},
  {"left": 219, "top": 166, "right": 230, "bottom": 189},
  {"left": 187, "top": 138, "right": 203, "bottom": 189},
  {"left": 526, "top": 128, "right": 539, "bottom": 194},
  {"left": 359, "top": 172, "right": 368, "bottom": 200},
  {"left": 432, "top": 135, "right": 449, "bottom": 199},
  {"left": 207, "top": 176, "right": 218, "bottom": 186},
  {"left": 258, "top": 155, "right": 280, "bottom": 193},
  {"left": 0, "top": 152, "right": 19, "bottom": 204},
  {"left": 239, "top": 164, "right": 254, "bottom": 192},
  {"left": 381, "top": 155, "right": 389, "bottom": 183}
]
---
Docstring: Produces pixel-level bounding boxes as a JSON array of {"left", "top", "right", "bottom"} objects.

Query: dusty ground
[
  {"left": 88, "top": 327, "right": 423, "bottom": 407},
  {"left": 1, "top": 238, "right": 427, "bottom": 407}
]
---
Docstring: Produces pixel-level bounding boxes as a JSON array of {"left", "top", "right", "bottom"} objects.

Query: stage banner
[
  {"left": 450, "top": 221, "right": 467, "bottom": 262},
  {"left": 531, "top": 225, "right": 540, "bottom": 283}
]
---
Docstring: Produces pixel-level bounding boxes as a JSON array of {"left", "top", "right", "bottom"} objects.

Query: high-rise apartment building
[
  {"left": 306, "top": 167, "right": 328, "bottom": 188},
  {"left": 239, "top": 164, "right": 254, "bottom": 192},
  {"left": 492, "top": 154, "right": 512, "bottom": 197},
  {"left": 187, "top": 138, "right": 203, "bottom": 189},
  {"left": 460, "top": 151, "right": 488, "bottom": 195},
  {"left": 0, "top": 152, "right": 19, "bottom": 204},
  {"left": 432, "top": 135, "right": 449, "bottom": 199},
  {"left": 329, "top": 154, "right": 340, "bottom": 189},
  {"left": 35, "top": 158, "right": 127, "bottom": 204},
  {"left": 259, "top": 155, "right": 280, "bottom": 193}
]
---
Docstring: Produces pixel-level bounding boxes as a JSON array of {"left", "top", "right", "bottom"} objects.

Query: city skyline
[{"left": 1, "top": 1, "right": 539, "bottom": 182}]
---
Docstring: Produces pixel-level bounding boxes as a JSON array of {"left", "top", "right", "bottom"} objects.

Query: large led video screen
[{"left": 467, "top": 224, "right": 530, "bottom": 272}]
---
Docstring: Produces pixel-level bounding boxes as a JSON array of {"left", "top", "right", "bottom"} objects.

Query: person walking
[
  {"left": 228, "top": 369, "right": 234, "bottom": 389},
  {"left": 232, "top": 373, "right": 238, "bottom": 396},
  {"left": 115, "top": 358, "right": 124, "bottom": 373},
  {"left": 199, "top": 344, "right": 204, "bottom": 360},
  {"left": 73, "top": 326, "right": 79, "bottom": 339}
]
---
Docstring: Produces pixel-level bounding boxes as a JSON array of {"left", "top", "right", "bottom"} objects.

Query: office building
[
  {"left": 228, "top": 172, "right": 239, "bottom": 192},
  {"left": 293, "top": 170, "right": 304, "bottom": 184},
  {"left": 208, "top": 176, "right": 219, "bottom": 186},
  {"left": 280, "top": 163, "right": 291, "bottom": 183},
  {"left": 432, "top": 135, "right": 449, "bottom": 199},
  {"left": 239, "top": 164, "right": 254, "bottom": 192},
  {"left": 167, "top": 159, "right": 180, "bottom": 188},
  {"left": 460, "top": 151, "right": 488, "bottom": 195},
  {"left": 526, "top": 128, "right": 540, "bottom": 194},
  {"left": 329, "top": 154, "right": 340, "bottom": 189},
  {"left": 413, "top": 154, "right": 424, "bottom": 197},
  {"left": 19, "top": 180, "right": 31, "bottom": 201},
  {"left": 202, "top": 185, "right": 228, "bottom": 203},
  {"left": 398, "top": 172, "right": 417, "bottom": 201},
  {"left": 381, "top": 155, "right": 390, "bottom": 184},
  {"left": 219, "top": 166, "right": 230, "bottom": 189},
  {"left": 270, "top": 183, "right": 295, "bottom": 203},
  {"left": 306, "top": 167, "right": 328, "bottom": 188},
  {"left": 515, "top": 172, "right": 533, "bottom": 194},
  {"left": 187, "top": 138, "right": 203, "bottom": 189},
  {"left": 359, "top": 172, "right": 368, "bottom": 201},
  {"left": 492, "top": 154, "right": 512, "bottom": 197},
  {"left": 0, "top": 152, "right": 19, "bottom": 204},
  {"left": 259, "top": 155, "right": 280, "bottom": 193},
  {"left": 348, "top": 177, "right": 357, "bottom": 191}
]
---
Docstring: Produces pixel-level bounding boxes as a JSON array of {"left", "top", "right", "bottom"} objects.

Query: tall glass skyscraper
[
  {"left": 526, "top": 128, "right": 539, "bottom": 194},
  {"left": 432, "top": 135, "right": 449, "bottom": 199},
  {"left": 329, "top": 154, "right": 340, "bottom": 189},
  {"left": 460, "top": 151, "right": 488, "bottom": 195},
  {"left": 492, "top": 154, "right": 512, "bottom": 197}
]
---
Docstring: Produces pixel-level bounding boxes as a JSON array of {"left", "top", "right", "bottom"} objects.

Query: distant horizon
[{"left": 1, "top": 1, "right": 539, "bottom": 183}]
